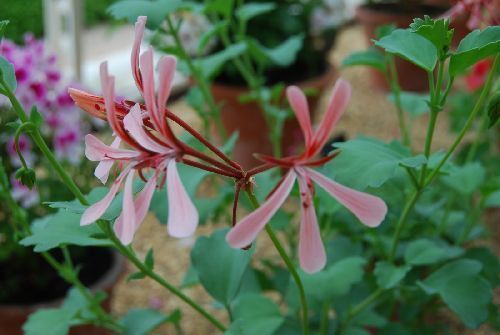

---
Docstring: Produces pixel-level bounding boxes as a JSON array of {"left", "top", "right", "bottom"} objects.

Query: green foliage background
[{"left": 0, "top": 0, "right": 115, "bottom": 43}]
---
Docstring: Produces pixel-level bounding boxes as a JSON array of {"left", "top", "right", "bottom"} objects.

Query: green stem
[
  {"left": 387, "top": 55, "right": 410, "bottom": 146},
  {"left": 97, "top": 221, "right": 227, "bottom": 332},
  {"left": 14, "top": 122, "right": 35, "bottom": 169},
  {"left": 464, "top": 106, "right": 489, "bottom": 163},
  {"left": 245, "top": 191, "right": 310, "bottom": 335},
  {"left": 425, "top": 55, "right": 499, "bottom": 186},
  {"left": 340, "top": 288, "right": 383, "bottom": 335},
  {"left": 164, "top": 16, "right": 226, "bottom": 140},
  {"left": 319, "top": 301, "right": 330, "bottom": 335},
  {"left": 389, "top": 190, "right": 421, "bottom": 262}
]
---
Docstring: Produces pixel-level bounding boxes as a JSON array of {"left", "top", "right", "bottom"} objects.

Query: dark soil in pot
[
  {"left": 0, "top": 247, "right": 125, "bottom": 335},
  {"left": 356, "top": 3, "right": 449, "bottom": 92}
]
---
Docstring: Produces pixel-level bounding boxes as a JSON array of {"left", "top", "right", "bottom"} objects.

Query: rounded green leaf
[{"left": 374, "top": 29, "right": 438, "bottom": 72}]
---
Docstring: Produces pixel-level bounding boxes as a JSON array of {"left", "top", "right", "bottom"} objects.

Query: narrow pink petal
[
  {"left": 309, "top": 79, "right": 351, "bottom": 157},
  {"left": 157, "top": 56, "right": 176, "bottom": 114},
  {"left": 306, "top": 168, "right": 387, "bottom": 227},
  {"left": 166, "top": 160, "right": 198, "bottom": 238},
  {"left": 94, "top": 137, "right": 121, "bottom": 184},
  {"left": 124, "top": 104, "right": 171, "bottom": 153},
  {"left": 287, "top": 86, "right": 313, "bottom": 148},
  {"left": 68, "top": 88, "right": 106, "bottom": 119},
  {"left": 80, "top": 167, "right": 131, "bottom": 226},
  {"left": 139, "top": 48, "right": 161, "bottom": 131},
  {"left": 85, "top": 134, "right": 139, "bottom": 161},
  {"left": 226, "top": 170, "right": 296, "bottom": 248},
  {"left": 134, "top": 173, "right": 157, "bottom": 229},
  {"left": 100, "top": 62, "right": 121, "bottom": 136},
  {"left": 132, "top": 16, "right": 147, "bottom": 92},
  {"left": 296, "top": 170, "right": 326, "bottom": 273},
  {"left": 113, "top": 170, "right": 137, "bottom": 245}
]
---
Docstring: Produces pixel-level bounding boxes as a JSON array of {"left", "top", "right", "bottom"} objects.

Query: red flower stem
[
  {"left": 232, "top": 182, "right": 242, "bottom": 227},
  {"left": 180, "top": 158, "right": 240, "bottom": 179},
  {"left": 181, "top": 145, "right": 243, "bottom": 177},
  {"left": 165, "top": 111, "right": 242, "bottom": 171},
  {"left": 247, "top": 163, "right": 274, "bottom": 177}
]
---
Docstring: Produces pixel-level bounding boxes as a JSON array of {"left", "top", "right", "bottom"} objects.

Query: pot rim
[{"left": 0, "top": 249, "right": 125, "bottom": 311}]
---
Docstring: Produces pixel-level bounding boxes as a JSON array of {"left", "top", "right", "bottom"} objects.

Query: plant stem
[
  {"left": 245, "top": 191, "right": 310, "bottom": 335},
  {"left": 464, "top": 103, "right": 489, "bottom": 163},
  {"left": 425, "top": 55, "right": 499, "bottom": 186},
  {"left": 97, "top": 221, "right": 227, "bottom": 332},
  {"left": 389, "top": 190, "right": 421, "bottom": 262},
  {"left": 387, "top": 55, "right": 410, "bottom": 146},
  {"left": 164, "top": 16, "right": 226, "bottom": 139},
  {"left": 339, "top": 288, "right": 383, "bottom": 335},
  {"left": 319, "top": 301, "right": 330, "bottom": 335}
]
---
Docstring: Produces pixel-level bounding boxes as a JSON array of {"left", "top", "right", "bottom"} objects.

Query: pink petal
[
  {"left": 123, "top": 104, "right": 171, "bottom": 153},
  {"left": 166, "top": 159, "right": 198, "bottom": 238},
  {"left": 100, "top": 62, "right": 121, "bottom": 136},
  {"left": 132, "top": 16, "right": 147, "bottom": 92},
  {"left": 309, "top": 79, "right": 351, "bottom": 157},
  {"left": 113, "top": 170, "right": 136, "bottom": 245},
  {"left": 306, "top": 168, "right": 387, "bottom": 227},
  {"left": 139, "top": 48, "right": 161, "bottom": 131},
  {"left": 134, "top": 173, "right": 158, "bottom": 228},
  {"left": 85, "top": 134, "right": 139, "bottom": 161},
  {"left": 287, "top": 86, "right": 313, "bottom": 148},
  {"left": 296, "top": 170, "right": 326, "bottom": 273},
  {"left": 68, "top": 88, "right": 106, "bottom": 119},
  {"left": 157, "top": 56, "right": 176, "bottom": 114},
  {"left": 94, "top": 137, "right": 121, "bottom": 184},
  {"left": 226, "top": 170, "right": 296, "bottom": 248},
  {"left": 80, "top": 167, "right": 131, "bottom": 226}
]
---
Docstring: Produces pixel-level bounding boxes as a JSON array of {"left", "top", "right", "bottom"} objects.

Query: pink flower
[
  {"left": 443, "top": 0, "right": 499, "bottom": 29},
  {"left": 73, "top": 17, "right": 198, "bottom": 245},
  {"left": 226, "top": 80, "right": 388, "bottom": 273}
]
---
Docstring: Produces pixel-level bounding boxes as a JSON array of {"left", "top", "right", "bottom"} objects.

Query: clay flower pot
[
  {"left": 211, "top": 66, "right": 337, "bottom": 168},
  {"left": 0, "top": 249, "right": 125, "bottom": 335},
  {"left": 356, "top": 3, "right": 448, "bottom": 92}
]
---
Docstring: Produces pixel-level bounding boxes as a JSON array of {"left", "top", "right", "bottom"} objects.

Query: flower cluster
[
  {"left": 0, "top": 35, "right": 85, "bottom": 166},
  {"left": 71, "top": 16, "right": 387, "bottom": 273}
]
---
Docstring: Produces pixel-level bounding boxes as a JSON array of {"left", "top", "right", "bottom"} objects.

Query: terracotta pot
[
  {"left": 356, "top": 3, "right": 448, "bottom": 92},
  {"left": 0, "top": 250, "right": 125, "bottom": 335},
  {"left": 211, "top": 66, "right": 337, "bottom": 168}
]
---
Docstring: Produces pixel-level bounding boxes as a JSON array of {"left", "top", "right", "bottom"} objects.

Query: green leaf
[
  {"left": 198, "top": 42, "right": 247, "bottom": 78},
  {"left": 205, "top": 0, "right": 234, "bottom": 17},
  {"left": 388, "top": 92, "right": 429, "bottom": 117},
  {"left": 19, "top": 211, "right": 111, "bottom": 252},
  {"left": 449, "top": 26, "right": 500, "bottom": 75},
  {"left": 0, "top": 56, "right": 17, "bottom": 92},
  {"left": 374, "top": 29, "right": 438, "bottom": 72},
  {"left": 484, "top": 190, "right": 500, "bottom": 208},
  {"left": 236, "top": 3, "right": 275, "bottom": 22},
  {"left": 404, "top": 239, "right": 463, "bottom": 266},
  {"left": 120, "top": 308, "right": 173, "bottom": 335},
  {"left": 441, "top": 162, "right": 485, "bottom": 195},
  {"left": 341, "top": 48, "right": 386, "bottom": 72},
  {"left": 374, "top": 261, "right": 411, "bottom": 289},
  {"left": 418, "top": 259, "right": 482, "bottom": 294},
  {"left": 410, "top": 16, "right": 453, "bottom": 58},
  {"left": 487, "top": 90, "right": 500, "bottom": 128},
  {"left": 441, "top": 275, "right": 492, "bottom": 328},
  {"left": 145, "top": 248, "right": 154, "bottom": 270},
  {"left": 198, "top": 21, "right": 228, "bottom": 54},
  {"left": 191, "top": 229, "right": 254, "bottom": 305},
  {"left": 329, "top": 137, "right": 420, "bottom": 189},
  {"left": 108, "top": 0, "right": 190, "bottom": 29},
  {"left": 248, "top": 35, "right": 304, "bottom": 68},
  {"left": 29, "top": 106, "right": 44, "bottom": 126},
  {"left": 127, "top": 271, "right": 146, "bottom": 282},
  {"left": 229, "top": 294, "right": 284, "bottom": 335},
  {"left": 302, "top": 257, "right": 366, "bottom": 302},
  {"left": 0, "top": 20, "right": 8, "bottom": 37},
  {"left": 23, "top": 308, "right": 73, "bottom": 335}
]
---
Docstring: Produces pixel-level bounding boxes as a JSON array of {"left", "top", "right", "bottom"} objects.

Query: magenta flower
[
  {"left": 443, "top": 0, "right": 499, "bottom": 29},
  {"left": 73, "top": 16, "right": 198, "bottom": 245},
  {"left": 226, "top": 80, "right": 388, "bottom": 273}
]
